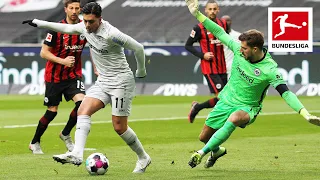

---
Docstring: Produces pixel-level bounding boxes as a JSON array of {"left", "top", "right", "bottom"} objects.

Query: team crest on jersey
[
  {"left": 216, "top": 84, "right": 222, "bottom": 89},
  {"left": 254, "top": 68, "right": 261, "bottom": 76},
  {"left": 45, "top": 33, "right": 53, "bottom": 42},
  {"left": 80, "top": 34, "right": 85, "bottom": 40},
  {"left": 190, "top": 30, "right": 196, "bottom": 38}
]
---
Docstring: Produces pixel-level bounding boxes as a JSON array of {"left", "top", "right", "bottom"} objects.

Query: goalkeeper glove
[
  {"left": 185, "top": 0, "right": 199, "bottom": 17},
  {"left": 185, "top": 0, "right": 207, "bottom": 22},
  {"left": 22, "top": 20, "right": 37, "bottom": 27},
  {"left": 300, "top": 108, "right": 320, "bottom": 126}
]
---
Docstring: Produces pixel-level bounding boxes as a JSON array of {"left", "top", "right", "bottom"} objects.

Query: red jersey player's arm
[
  {"left": 40, "top": 44, "right": 63, "bottom": 64},
  {"left": 40, "top": 44, "right": 75, "bottom": 68},
  {"left": 185, "top": 25, "right": 204, "bottom": 59}
]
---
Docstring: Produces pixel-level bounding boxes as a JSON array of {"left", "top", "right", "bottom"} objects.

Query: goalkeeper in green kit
[{"left": 185, "top": 0, "right": 320, "bottom": 168}]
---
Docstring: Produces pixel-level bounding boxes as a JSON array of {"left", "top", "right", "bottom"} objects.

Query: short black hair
[
  {"left": 81, "top": 2, "right": 102, "bottom": 17},
  {"left": 80, "top": 0, "right": 96, "bottom": 8}
]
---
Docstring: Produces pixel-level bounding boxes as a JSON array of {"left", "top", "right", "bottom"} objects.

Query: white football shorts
[{"left": 85, "top": 78, "right": 135, "bottom": 116}]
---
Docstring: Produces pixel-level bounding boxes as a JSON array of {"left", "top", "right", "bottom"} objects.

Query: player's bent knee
[
  {"left": 113, "top": 126, "right": 126, "bottom": 135},
  {"left": 113, "top": 119, "right": 128, "bottom": 135},
  {"left": 77, "top": 108, "right": 89, "bottom": 116},
  {"left": 228, "top": 116, "right": 250, "bottom": 127}
]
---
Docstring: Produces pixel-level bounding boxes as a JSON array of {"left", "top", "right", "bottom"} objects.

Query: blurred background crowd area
[{"left": 0, "top": 0, "right": 319, "bottom": 44}]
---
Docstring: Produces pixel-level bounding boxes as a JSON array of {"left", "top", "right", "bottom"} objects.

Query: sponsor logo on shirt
[
  {"left": 210, "top": 39, "right": 222, "bottom": 45},
  {"left": 64, "top": 44, "right": 84, "bottom": 51},
  {"left": 268, "top": 7, "right": 313, "bottom": 52},
  {"left": 88, "top": 43, "right": 108, "bottom": 54},
  {"left": 236, "top": 66, "right": 254, "bottom": 84}
]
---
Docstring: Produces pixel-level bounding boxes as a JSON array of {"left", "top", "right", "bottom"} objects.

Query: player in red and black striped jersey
[
  {"left": 185, "top": 0, "right": 228, "bottom": 123},
  {"left": 29, "top": 0, "right": 87, "bottom": 154},
  {"left": 43, "top": 26, "right": 86, "bottom": 83}
]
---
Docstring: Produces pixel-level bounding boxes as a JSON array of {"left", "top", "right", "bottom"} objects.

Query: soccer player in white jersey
[
  {"left": 221, "top": 15, "right": 241, "bottom": 79},
  {"left": 23, "top": 2, "right": 151, "bottom": 173}
]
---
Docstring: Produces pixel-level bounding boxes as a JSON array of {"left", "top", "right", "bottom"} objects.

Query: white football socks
[
  {"left": 72, "top": 115, "right": 91, "bottom": 159},
  {"left": 120, "top": 126, "right": 147, "bottom": 159}
]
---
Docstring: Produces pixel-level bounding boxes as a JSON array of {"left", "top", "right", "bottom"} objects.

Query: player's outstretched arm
[
  {"left": 185, "top": 0, "right": 238, "bottom": 51},
  {"left": 22, "top": 19, "right": 82, "bottom": 35},
  {"left": 277, "top": 84, "right": 320, "bottom": 126},
  {"left": 125, "top": 37, "right": 146, "bottom": 78},
  {"left": 270, "top": 68, "right": 320, "bottom": 126}
]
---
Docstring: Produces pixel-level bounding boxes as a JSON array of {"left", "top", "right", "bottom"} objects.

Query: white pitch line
[{"left": 1, "top": 110, "right": 320, "bottom": 129}]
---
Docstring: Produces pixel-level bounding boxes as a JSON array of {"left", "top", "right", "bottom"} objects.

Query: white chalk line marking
[{"left": 2, "top": 110, "right": 320, "bottom": 129}]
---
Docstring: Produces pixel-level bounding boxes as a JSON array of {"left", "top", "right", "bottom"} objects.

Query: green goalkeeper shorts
[{"left": 205, "top": 100, "right": 261, "bottom": 129}]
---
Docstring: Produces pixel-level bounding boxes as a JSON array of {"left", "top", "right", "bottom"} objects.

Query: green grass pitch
[{"left": 0, "top": 95, "right": 320, "bottom": 180}]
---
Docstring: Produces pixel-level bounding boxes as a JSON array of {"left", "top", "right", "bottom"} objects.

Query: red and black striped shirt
[
  {"left": 185, "top": 18, "right": 227, "bottom": 75},
  {"left": 43, "top": 19, "right": 87, "bottom": 83}
]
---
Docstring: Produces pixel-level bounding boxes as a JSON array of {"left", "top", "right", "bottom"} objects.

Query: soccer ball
[{"left": 85, "top": 153, "right": 109, "bottom": 175}]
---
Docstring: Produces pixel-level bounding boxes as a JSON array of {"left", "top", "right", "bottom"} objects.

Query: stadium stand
[
  {"left": 0, "top": 0, "right": 64, "bottom": 43},
  {"left": 0, "top": 0, "right": 319, "bottom": 44}
]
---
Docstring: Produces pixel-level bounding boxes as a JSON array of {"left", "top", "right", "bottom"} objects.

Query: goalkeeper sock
[
  {"left": 120, "top": 126, "right": 147, "bottom": 159},
  {"left": 73, "top": 115, "right": 91, "bottom": 158},
  {"left": 202, "top": 121, "right": 236, "bottom": 154},
  {"left": 31, "top": 110, "right": 57, "bottom": 144}
]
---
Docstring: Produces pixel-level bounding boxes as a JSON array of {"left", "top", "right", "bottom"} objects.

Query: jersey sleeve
[
  {"left": 34, "top": 19, "right": 84, "bottom": 35},
  {"left": 267, "top": 66, "right": 286, "bottom": 88},
  {"left": 109, "top": 27, "right": 146, "bottom": 71},
  {"left": 188, "top": 25, "right": 201, "bottom": 42},
  {"left": 109, "top": 27, "right": 128, "bottom": 47},
  {"left": 185, "top": 25, "right": 203, "bottom": 59},
  {"left": 109, "top": 27, "right": 142, "bottom": 52},
  {"left": 43, "top": 30, "right": 58, "bottom": 47},
  {"left": 202, "top": 18, "right": 240, "bottom": 52}
]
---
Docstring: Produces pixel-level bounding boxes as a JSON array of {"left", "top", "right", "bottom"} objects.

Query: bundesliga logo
[{"left": 268, "top": 7, "right": 313, "bottom": 52}]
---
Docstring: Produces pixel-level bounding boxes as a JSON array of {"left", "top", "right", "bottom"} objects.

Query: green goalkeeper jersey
[{"left": 201, "top": 19, "right": 285, "bottom": 107}]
